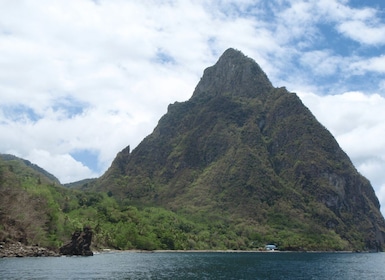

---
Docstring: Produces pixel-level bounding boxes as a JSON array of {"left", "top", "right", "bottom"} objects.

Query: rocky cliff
[{"left": 87, "top": 49, "right": 385, "bottom": 251}]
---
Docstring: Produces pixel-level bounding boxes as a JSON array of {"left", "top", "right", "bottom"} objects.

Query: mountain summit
[
  {"left": 193, "top": 48, "right": 273, "bottom": 99},
  {"left": 94, "top": 48, "right": 385, "bottom": 251}
]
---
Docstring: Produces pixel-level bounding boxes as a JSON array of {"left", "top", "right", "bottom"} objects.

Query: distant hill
[
  {"left": 64, "top": 178, "right": 97, "bottom": 190},
  {"left": 0, "top": 154, "right": 60, "bottom": 185},
  {"left": 91, "top": 48, "right": 385, "bottom": 251},
  {"left": 0, "top": 154, "right": 63, "bottom": 248}
]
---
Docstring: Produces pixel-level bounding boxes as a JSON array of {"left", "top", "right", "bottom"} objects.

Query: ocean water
[{"left": 1, "top": 251, "right": 385, "bottom": 279}]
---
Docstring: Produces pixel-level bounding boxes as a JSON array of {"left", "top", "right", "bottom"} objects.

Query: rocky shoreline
[
  {"left": 1, "top": 227, "right": 94, "bottom": 258},
  {"left": 0, "top": 242, "right": 60, "bottom": 258}
]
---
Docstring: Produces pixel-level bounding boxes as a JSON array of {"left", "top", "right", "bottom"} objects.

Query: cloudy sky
[{"left": 1, "top": 0, "right": 385, "bottom": 212}]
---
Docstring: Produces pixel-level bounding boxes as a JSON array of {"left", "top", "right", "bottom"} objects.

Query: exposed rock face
[
  {"left": 194, "top": 48, "right": 273, "bottom": 99},
  {"left": 59, "top": 226, "right": 93, "bottom": 256}
]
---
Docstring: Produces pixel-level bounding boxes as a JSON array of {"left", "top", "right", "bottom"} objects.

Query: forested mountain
[
  {"left": 2, "top": 49, "right": 385, "bottom": 253},
  {"left": 0, "top": 154, "right": 65, "bottom": 249},
  {"left": 0, "top": 154, "right": 215, "bottom": 252},
  {"left": 92, "top": 48, "right": 385, "bottom": 251}
]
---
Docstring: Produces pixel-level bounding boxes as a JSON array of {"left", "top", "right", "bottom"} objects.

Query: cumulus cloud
[{"left": 27, "top": 149, "right": 99, "bottom": 184}]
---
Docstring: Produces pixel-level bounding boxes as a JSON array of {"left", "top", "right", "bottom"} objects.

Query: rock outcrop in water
[{"left": 59, "top": 226, "right": 93, "bottom": 256}]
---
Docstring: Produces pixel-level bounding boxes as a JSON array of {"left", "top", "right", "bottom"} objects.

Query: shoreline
[
  {"left": 1, "top": 243, "right": 370, "bottom": 258},
  {"left": 0, "top": 242, "right": 60, "bottom": 258},
  {"left": 96, "top": 248, "right": 360, "bottom": 254}
]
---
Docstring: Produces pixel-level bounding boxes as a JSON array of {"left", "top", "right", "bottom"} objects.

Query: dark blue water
[{"left": 1, "top": 251, "right": 384, "bottom": 279}]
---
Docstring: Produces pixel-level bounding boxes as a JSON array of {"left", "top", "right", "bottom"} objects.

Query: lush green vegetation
[{"left": 0, "top": 155, "right": 357, "bottom": 251}]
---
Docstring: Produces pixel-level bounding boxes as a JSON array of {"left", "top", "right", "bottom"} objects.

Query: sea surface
[{"left": 1, "top": 251, "right": 385, "bottom": 279}]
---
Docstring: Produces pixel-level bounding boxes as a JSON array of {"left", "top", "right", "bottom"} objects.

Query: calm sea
[{"left": 1, "top": 251, "right": 385, "bottom": 279}]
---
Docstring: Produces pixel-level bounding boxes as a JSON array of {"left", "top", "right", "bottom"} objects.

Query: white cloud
[
  {"left": 349, "top": 55, "right": 385, "bottom": 74},
  {"left": 299, "top": 50, "right": 342, "bottom": 76},
  {"left": 337, "top": 19, "right": 385, "bottom": 46},
  {"left": 314, "top": 0, "right": 385, "bottom": 46},
  {"left": 27, "top": 149, "right": 98, "bottom": 184}
]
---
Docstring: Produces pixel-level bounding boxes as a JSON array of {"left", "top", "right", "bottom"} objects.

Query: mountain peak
[
  {"left": 94, "top": 49, "right": 385, "bottom": 251},
  {"left": 193, "top": 48, "right": 273, "bottom": 99},
  {"left": 217, "top": 48, "right": 253, "bottom": 65},
  {"left": 217, "top": 47, "right": 248, "bottom": 62}
]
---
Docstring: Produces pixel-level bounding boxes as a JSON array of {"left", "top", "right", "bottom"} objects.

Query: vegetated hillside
[
  {"left": 0, "top": 154, "right": 65, "bottom": 248},
  {"left": 0, "top": 154, "right": 61, "bottom": 185},
  {"left": 64, "top": 178, "right": 97, "bottom": 190},
  {"left": 93, "top": 48, "right": 385, "bottom": 251},
  {"left": 1, "top": 154, "right": 251, "bottom": 252}
]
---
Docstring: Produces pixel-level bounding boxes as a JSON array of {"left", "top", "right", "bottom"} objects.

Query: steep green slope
[
  {"left": 0, "top": 154, "right": 67, "bottom": 248},
  {"left": 1, "top": 154, "right": 259, "bottom": 252},
  {"left": 94, "top": 48, "right": 385, "bottom": 251}
]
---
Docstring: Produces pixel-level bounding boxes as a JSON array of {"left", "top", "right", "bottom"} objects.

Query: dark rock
[{"left": 59, "top": 226, "right": 93, "bottom": 256}]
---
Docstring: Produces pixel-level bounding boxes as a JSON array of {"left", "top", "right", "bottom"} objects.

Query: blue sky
[{"left": 1, "top": 0, "right": 385, "bottom": 213}]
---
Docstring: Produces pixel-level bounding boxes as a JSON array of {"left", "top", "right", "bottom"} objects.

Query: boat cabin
[{"left": 265, "top": 244, "right": 277, "bottom": 251}]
